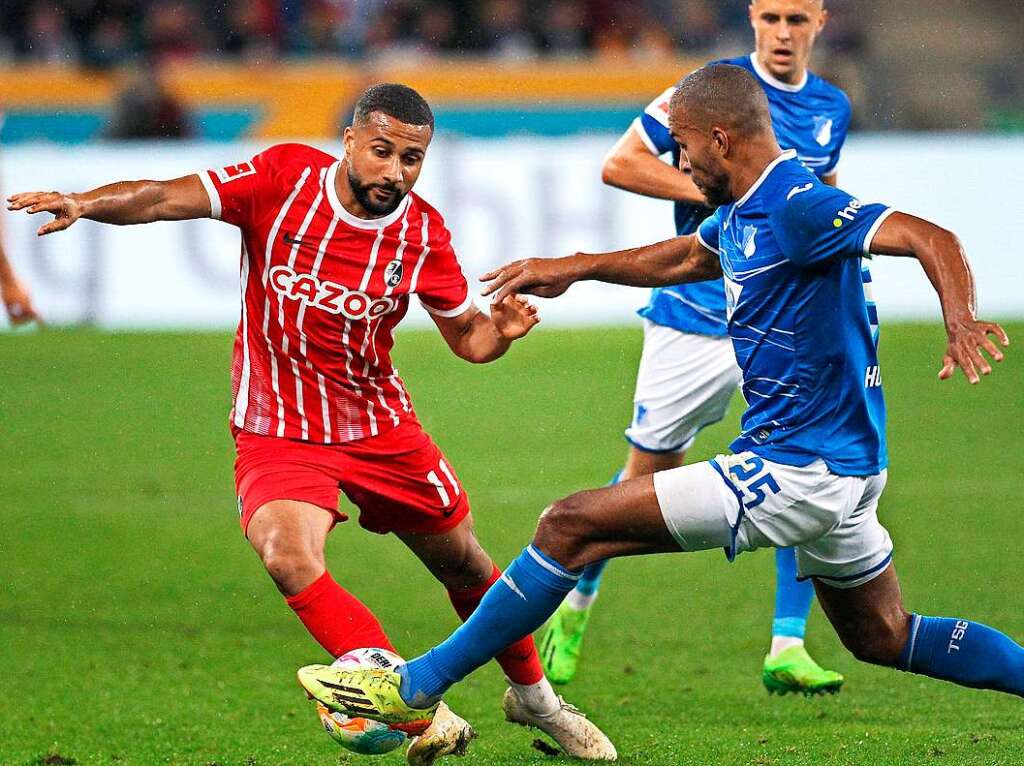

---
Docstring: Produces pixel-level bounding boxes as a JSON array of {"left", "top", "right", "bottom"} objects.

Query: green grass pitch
[{"left": 1, "top": 324, "right": 1021, "bottom": 766}]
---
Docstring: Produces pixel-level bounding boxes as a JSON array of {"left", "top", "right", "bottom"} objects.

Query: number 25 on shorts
[{"left": 727, "top": 454, "right": 780, "bottom": 510}]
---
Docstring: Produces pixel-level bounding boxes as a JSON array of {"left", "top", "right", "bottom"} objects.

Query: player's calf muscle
[
  {"left": 842, "top": 613, "right": 912, "bottom": 667},
  {"left": 423, "top": 542, "right": 495, "bottom": 591},
  {"left": 816, "top": 574, "right": 913, "bottom": 666},
  {"left": 399, "top": 518, "right": 496, "bottom": 591}
]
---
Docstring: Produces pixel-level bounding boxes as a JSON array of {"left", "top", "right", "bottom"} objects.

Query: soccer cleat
[
  {"left": 762, "top": 645, "right": 845, "bottom": 696},
  {"left": 502, "top": 687, "right": 617, "bottom": 761},
  {"left": 539, "top": 600, "right": 592, "bottom": 684},
  {"left": 406, "top": 702, "right": 477, "bottom": 766},
  {"left": 297, "top": 664, "right": 438, "bottom": 735}
]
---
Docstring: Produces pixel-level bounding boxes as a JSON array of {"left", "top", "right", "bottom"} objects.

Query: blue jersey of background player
[
  {"left": 635, "top": 51, "right": 852, "bottom": 334},
  {"left": 540, "top": 0, "right": 860, "bottom": 695}
]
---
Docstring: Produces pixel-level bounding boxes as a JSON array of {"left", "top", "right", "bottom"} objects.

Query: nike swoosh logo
[
  {"left": 282, "top": 231, "right": 319, "bottom": 250},
  {"left": 500, "top": 573, "right": 527, "bottom": 601},
  {"left": 787, "top": 183, "right": 814, "bottom": 200}
]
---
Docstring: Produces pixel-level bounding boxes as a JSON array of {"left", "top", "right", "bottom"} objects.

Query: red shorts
[{"left": 233, "top": 421, "right": 470, "bottom": 537}]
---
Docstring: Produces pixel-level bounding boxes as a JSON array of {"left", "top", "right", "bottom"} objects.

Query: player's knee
[
  {"left": 534, "top": 492, "right": 594, "bottom": 571},
  {"left": 843, "top": 612, "right": 911, "bottom": 667},
  {"left": 251, "top": 533, "right": 323, "bottom": 595}
]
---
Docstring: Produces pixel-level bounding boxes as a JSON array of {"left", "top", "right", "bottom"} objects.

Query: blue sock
[
  {"left": 399, "top": 545, "right": 580, "bottom": 706},
  {"left": 571, "top": 470, "right": 622, "bottom": 599},
  {"left": 576, "top": 559, "right": 608, "bottom": 597},
  {"left": 772, "top": 547, "right": 814, "bottom": 639},
  {"left": 899, "top": 614, "right": 1024, "bottom": 696}
]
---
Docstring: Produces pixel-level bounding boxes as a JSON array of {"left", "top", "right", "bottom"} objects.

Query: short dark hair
[
  {"left": 670, "top": 64, "right": 772, "bottom": 138},
  {"left": 352, "top": 83, "right": 434, "bottom": 131}
]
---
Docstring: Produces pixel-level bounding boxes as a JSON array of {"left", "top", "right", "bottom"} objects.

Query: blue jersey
[
  {"left": 635, "top": 53, "right": 853, "bottom": 336},
  {"left": 696, "top": 152, "right": 891, "bottom": 475}
]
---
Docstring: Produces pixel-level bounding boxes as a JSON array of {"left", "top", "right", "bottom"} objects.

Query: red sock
[
  {"left": 286, "top": 571, "right": 397, "bottom": 658},
  {"left": 447, "top": 563, "right": 545, "bottom": 685}
]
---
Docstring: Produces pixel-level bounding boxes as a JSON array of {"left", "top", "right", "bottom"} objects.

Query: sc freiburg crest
[{"left": 384, "top": 259, "right": 404, "bottom": 288}]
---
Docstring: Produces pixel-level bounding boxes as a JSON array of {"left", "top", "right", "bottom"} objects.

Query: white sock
[
  {"left": 769, "top": 635, "right": 804, "bottom": 658},
  {"left": 509, "top": 676, "right": 560, "bottom": 717},
  {"left": 565, "top": 589, "right": 597, "bottom": 611}
]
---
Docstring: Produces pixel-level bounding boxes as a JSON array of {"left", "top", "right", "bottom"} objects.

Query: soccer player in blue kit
[
  {"left": 541, "top": 0, "right": 857, "bottom": 693},
  {"left": 297, "top": 65, "right": 1022, "bottom": 733}
]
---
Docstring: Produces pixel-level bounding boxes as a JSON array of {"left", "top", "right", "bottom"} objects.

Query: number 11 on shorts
[{"left": 426, "top": 459, "right": 460, "bottom": 510}]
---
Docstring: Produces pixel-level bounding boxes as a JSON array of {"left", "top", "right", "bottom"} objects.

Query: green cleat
[
  {"left": 297, "top": 664, "right": 438, "bottom": 735},
  {"left": 762, "top": 645, "right": 845, "bottom": 697},
  {"left": 539, "top": 600, "right": 592, "bottom": 685}
]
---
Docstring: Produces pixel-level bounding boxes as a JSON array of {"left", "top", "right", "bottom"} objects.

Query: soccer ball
[{"left": 315, "top": 648, "right": 408, "bottom": 755}]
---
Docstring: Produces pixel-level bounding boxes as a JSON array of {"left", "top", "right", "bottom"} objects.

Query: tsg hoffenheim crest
[
  {"left": 813, "top": 116, "right": 833, "bottom": 147},
  {"left": 741, "top": 225, "right": 758, "bottom": 258},
  {"left": 384, "top": 259, "right": 404, "bottom": 288}
]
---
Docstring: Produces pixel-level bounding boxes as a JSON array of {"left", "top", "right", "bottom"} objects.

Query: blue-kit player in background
[
  {"left": 296, "top": 65, "right": 1019, "bottom": 737},
  {"left": 540, "top": 0, "right": 863, "bottom": 693}
]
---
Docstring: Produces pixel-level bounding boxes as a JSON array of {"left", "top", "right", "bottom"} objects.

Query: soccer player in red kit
[{"left": 8, "top": 84, "right": 616, "bottom": 763}]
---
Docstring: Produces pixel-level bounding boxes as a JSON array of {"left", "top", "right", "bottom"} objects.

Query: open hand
[
  {"left": 480, "top": 256, "right": 584, "bottom": 304},
  {"left": 491, "top": 294, "right": 540, "bottom": 340},
  {"left": 940, "top": 318, "right": 1009, "bottom": 383},
  {"left": 8, "top": 191, "right": 84, "bottom": 236}
]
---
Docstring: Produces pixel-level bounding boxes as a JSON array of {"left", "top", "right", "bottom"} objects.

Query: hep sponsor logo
[
  {"left": 833, "top": 198, "right": 863, "bottom": 228},
  {"left": 270, "top": 266, "right": 396, "bottom": 320}
]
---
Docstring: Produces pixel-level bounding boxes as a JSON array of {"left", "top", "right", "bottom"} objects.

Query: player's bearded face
[
  {"left": 347, "top": 164, "right": 404, "bottom": 216},
  {"left": 690, "top": 151, "right": 731, "bottom": 206},
  {"left": 677, "top": 129, "right": 732, "bottom": 206},
  {"left": 342, "top": 114, "right": 432, "bottom": 217}
]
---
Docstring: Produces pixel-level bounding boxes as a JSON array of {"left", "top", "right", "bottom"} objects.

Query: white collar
[
  {"left": 325, "top": 160, "right": 411, "bottom": 230},
  {"left": 749, "top": 52, "right": 808, "bottom": 93},
  {"left": 735, "top": 149, "right": 798, "bottom": 208}
]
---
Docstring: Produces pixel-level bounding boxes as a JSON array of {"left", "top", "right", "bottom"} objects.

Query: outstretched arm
[
  {"left": 7, "top": 175, "right": 211, "bottom": 235},
  {"left": 480, "top": 234, "right": 720, "bottom": 304},
  {"left": 871, "top": 211, "right": 1009, "bottom": 383},
  {"left": 431, "top": 295, "right": 540, "bottom": 364}
]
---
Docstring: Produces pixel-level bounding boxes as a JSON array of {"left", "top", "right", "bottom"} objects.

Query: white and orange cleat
[
  {"left": 405, "top": 702, "right": 477, "bottom": 766},
  {"left": 502, "top": 686, "right": 617, "bottom": 761}
]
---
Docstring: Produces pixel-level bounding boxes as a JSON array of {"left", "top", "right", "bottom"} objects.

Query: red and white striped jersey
[{"left": 200, "top": 143, "right": 471, "bottom": 444}]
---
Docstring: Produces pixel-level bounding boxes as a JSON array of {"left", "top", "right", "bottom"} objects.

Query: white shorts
[
  {"left": 653, "top": 451, "right": 893, "bottom": 588},
  {"left": 624, "top": 321, "right": 741, "bottom": 454}
]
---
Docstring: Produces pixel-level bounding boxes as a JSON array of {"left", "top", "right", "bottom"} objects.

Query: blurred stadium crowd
[
  {"left": 0, "top": 0, "right": 865, "bottom": 64},
  {"left": 0, "top": 1, "right": 1019, "bottom": 135}
]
